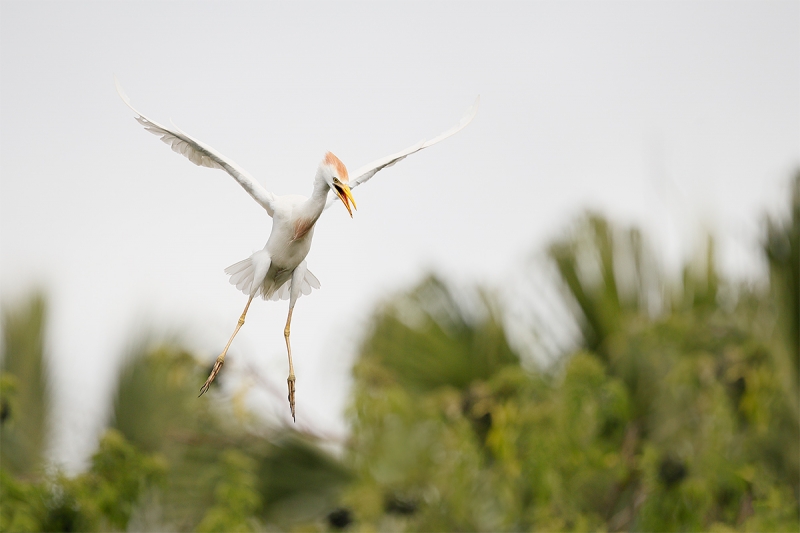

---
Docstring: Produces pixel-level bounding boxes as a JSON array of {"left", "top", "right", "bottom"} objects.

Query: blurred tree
[
  {"left": 340, "top": 176, "right": 800, "bottom": 532},
  {"left": 763, "top": 172, "right": 799, "bottom": 414},
  {"left": 34, "top": 429, "right": 167, "bottom": 532},
  {"left": 110, "top": 339, "right": 351, "bottom": 531},
  {"left": 359, "top": 276, "right": 519, "bottom": 392},
  {"left": 344, "top": 276, "right": 528, "bottom": 530},
  {"left": 195, "top": 449, "right": 262, "bottom": 532},
  {"left": 0, "top": 466, "right": 48, "bottom": 532},
  {"left": 0, "top": 293, "right": 49, "bottom": 478},
  {"left": 0, "top": 300, "right": 350, "bottom": 532},
  {"left": 1, "top": 400, "right": 164, "bottom": 530}
]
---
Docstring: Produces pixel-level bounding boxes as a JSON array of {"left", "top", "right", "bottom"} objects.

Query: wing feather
[
  {"left": 116, "top": 77, "right": 276, "bottom": 217},
  {"left": 324, "top": 97, "right": 479, "bottom": 210}
]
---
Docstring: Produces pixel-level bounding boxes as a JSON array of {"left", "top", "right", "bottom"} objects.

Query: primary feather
[
  {"left": 115, "top": 77, "right": 276, "bottom": 216},
  {"left": 324, "top": 96, "right": 480, "bottom": 210}
]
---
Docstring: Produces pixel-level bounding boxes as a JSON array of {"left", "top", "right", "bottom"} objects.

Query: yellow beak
[{"left": 335, "top": 183, "right": 357, "bottom": 218}]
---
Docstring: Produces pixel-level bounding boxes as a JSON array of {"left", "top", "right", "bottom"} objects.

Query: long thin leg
[
  {"left": 284, "top": 306, "right": 296, "bottom": 421},
  {"left": 199, "top": 294, "right": 255, "bottom": 396}
]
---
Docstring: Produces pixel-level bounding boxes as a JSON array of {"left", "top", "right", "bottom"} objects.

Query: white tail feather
[{"left": 224, "top": 253, "right": 320, "bottom": 301}]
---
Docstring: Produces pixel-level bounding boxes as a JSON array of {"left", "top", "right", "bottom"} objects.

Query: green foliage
[
  {"left": 342, "top": 189, "right": 800, "bottom": 531},
  {"left": 0, "top": 428, "right": 167, "bottom": 532},
  {"left": 763, "top": 172, "right": 800, "bottom": 415},
  {"left": 110, "top": 341, "right": 351, "bottom": 531},
  {"left": 346, "top": 277, "right": 533, "bottom": 530},
  {"left": 196, "top": 450, "right": 262, "bottom": 533},
  {"left": 113, "top": 343, "right": 205, "bottom": 453},
  {"left": 0, "top": 293, "right": 49, "bottom": 478},
  {"left": 255, "top": 434, "right": 352, "bottom": 525},
  {"left": 548, "top": 216, "right": 659, "bottom": 358},
  {"left": 85, "top": 429, "right": 168, "bottom": 529},
  {"left": 359, "top": 275, "right": 518, "bottom": 392},
  {"left": 0, "top": 468, "right": 47, "bottom": 532},
  {"left": 1, "top": 321, "right": 352, "bottom": 532}
]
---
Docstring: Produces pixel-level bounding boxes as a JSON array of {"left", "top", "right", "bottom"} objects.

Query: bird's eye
[{"left": 333, "top": 177, "right": 341, "bottom": 184}]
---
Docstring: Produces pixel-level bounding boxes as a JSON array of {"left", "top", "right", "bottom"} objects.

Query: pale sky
[{"left": 1, "top": 1, "right": 798, "bottom": 471}]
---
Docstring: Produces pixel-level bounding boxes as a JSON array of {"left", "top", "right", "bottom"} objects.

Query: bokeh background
[{"left": 1, "top": 1, "right": 798, "bottom": 531}]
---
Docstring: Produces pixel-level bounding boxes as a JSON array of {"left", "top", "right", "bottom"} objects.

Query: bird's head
[{"left": 321, "top": 151, "right": 357, "bottom": 217}]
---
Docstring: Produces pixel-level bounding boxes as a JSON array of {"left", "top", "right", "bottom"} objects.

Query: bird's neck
[{"left": 299, "top": 172, "right": 331, "bottom": 223}]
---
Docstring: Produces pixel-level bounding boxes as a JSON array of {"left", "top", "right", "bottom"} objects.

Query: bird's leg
[
  {"left": 284, "top": 306, "right": 296, "bottom": 422},
  {"left": 199, "top": 294, "right": 255, "bottom": 396}
]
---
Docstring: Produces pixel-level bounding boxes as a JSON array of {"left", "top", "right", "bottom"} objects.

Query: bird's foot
[
  {"left": 287, "top": 374, "right": 296, "bottom": 422},
  {"left": 199, "top": 355, "right": 225, "bottom": 397}
]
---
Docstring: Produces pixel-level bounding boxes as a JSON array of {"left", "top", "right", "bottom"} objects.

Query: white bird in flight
[{"left": 116, "top": 78, "right": 478, "bottom": 421}]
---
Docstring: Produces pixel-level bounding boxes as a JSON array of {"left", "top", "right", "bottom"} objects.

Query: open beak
[{"left": 334, "top": 183, "right": 357, "bottom": 218}]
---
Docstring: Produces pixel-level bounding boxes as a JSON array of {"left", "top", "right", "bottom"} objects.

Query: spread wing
[
  {"left": 115, "top": 77, "right": 276, "bottom": 217},
  {"left": 325, "top": 96, "right": 479, "bottom": 210}
]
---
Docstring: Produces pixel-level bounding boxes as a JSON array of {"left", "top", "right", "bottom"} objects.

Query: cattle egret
[{"left": 116, "top": 78, "right": 478, "bottom": 420}]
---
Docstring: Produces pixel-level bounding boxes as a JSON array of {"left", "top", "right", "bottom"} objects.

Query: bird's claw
[
  {"left": 199, "top": 356, "right": 225, "bottom": 397},
  {"left": 287, "top": 375, "right": 296, "bottom": 422}
]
